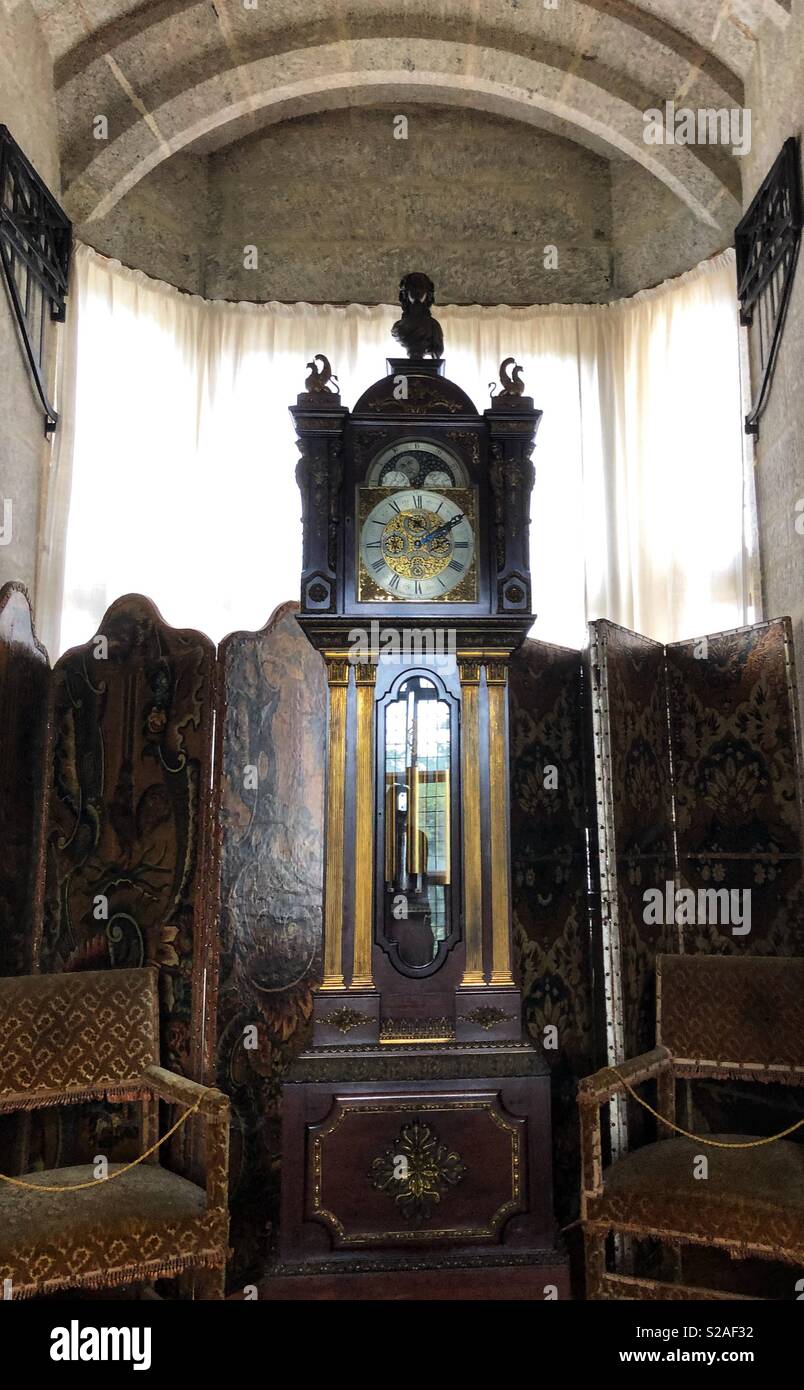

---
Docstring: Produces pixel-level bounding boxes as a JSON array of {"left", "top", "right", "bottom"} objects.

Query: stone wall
[
  {"left": 743, "top": 0, "right": 804, "bottom": 730},
  {"left": 0, "top": 0, "right": 60, "bottom": 603},
  {"left": 204, "top": 107, "right": 615, "bottom": 305},
  {"left": 79, "top": 104, "right": 729, "bottom": 307},
  {"left": 87, "top": 152, "right": 209, "bottom": 297},
  {"left": 611, "top": 161, "right": 729, "bottom": 299}
]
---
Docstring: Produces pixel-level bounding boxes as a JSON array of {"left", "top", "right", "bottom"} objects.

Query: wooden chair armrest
[
  {"left": 578, "top": 1048, "right": 674, "bottom": 1209},
  {"left": 141, "top": 1065, "right": 229, "bottom": 1212},
  {"left": 142, "top": 1064, "right": 227, "bottom": 1117},
  {"left": 577, "top": 1046, "right": 673, "bottom": 1107}
]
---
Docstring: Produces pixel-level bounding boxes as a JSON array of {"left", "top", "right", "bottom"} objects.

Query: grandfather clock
[{"left": 278, "top": 280, "right": 569, "bottom": 1296}]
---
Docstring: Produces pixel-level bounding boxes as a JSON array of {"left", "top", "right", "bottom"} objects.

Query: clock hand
[{"left": 413, "top": 512, "right": 465, "bottom": 549}]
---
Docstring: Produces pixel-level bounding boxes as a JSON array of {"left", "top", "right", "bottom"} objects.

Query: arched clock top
[{"left": 352, "top": 358, "right": 479, "bottom": 418}]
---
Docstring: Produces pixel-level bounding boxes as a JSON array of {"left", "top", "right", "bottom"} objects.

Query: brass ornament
[
  {"left": 319, "top": 1007, "right": 370, "bottom": 1034},
  {"left": 370, "top": 1120, "right": 467, "bottom": 1225},
  {"left": 364, "top": 380, "right": 463, "bottom": 414},
  {"left": 380, "top": 1017, "right": 454, "bottom": 1043},
  {"left": 458, "top": 1007, "right": 515, "bottom": 1030}
]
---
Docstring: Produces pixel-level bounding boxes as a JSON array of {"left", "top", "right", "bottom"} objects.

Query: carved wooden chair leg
[
  {"left": 663, "top": 1240, "right": 683, "bottom": 1285},
  {"left": 584, "top": 1231, "right": 607, "bottom": 1299},
  {"left": 191, "top": 1261, "right": 227, "bottom": 1300}
]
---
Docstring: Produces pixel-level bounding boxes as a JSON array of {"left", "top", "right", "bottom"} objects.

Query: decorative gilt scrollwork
[
  {"left": 458, "top": 1007, "right": 515, "bottom": 1030},
  {"left": 370, "top": 1120, "right": 467, "bottom": 1225},
  {"left": 489, "top": 443, "right": 506, "bottom": 573},
  {"left": 319, "top": 1007, "right": 370, "bottom": 1034},
  {"left": 379, "top": 1017, "right": 454, "bottom": 1042}
]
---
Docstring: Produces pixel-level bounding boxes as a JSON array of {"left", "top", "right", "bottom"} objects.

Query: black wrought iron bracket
[
  {"left": 735, "top": 136, "right": 802, "bottom": 438},
  {"left": 0, "top": 125, "right": 72, "bottom": 435}
]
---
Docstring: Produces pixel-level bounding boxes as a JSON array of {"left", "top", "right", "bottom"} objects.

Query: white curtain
[{"left": 37, "top": 243, "right": 756, "bottom": 658}]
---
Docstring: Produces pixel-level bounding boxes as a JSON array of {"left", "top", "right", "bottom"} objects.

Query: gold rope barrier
[
  {"left": 0, "top": 1096, "right": 202, "bottom": 1193},
  {"left": 612, "top": 1069, "right": 804, "bottom": 1148}
]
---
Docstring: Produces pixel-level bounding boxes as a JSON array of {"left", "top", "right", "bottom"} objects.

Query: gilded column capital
[
  {"left": 354, "top": 662, "right": 378, "bottom": 686},
  {"left": 324, "top": 657, "right": 350, "bottom": 687},
  {"left": 457, "top": 657, "right": 481, "bottom": 686},
  {"left": 484, "top": 661, "right": 509, "bottom": 686}
]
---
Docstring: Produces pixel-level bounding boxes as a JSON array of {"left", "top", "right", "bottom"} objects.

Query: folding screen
[
  {"left": 667, "top": 618, "right": 804, "bottom": 958},
  {"left": 0, "top": 583, "right": 50, "bottom": 1177},
  {"left": 588, "top": 622, "right": 677, "bottom": 1057},
  {"left": 666, "top": 618, "right": 804, "bottom": 1139},
  {"left": 215, "top": 602, "right": 326, "bottom": 1284},
  {"left": 590, "top": 616, "right": 804, "bottom": 1147},
  {"left": 586, "top": 621, "right": 678, "bottom": 1154},
  {"left": 39, "top": 595, "right": 218, "bottom": 1083},
  {"left": 508, "top": 637, "right": 596, "bottom": 1226},
  {"left": 0, "top": 584, "right": 49, "bottom": 977},
  {"left": 2, "top": 584, "right": 802, "bottom": 1279}
]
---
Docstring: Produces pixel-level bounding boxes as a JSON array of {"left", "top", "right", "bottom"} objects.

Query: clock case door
[{"left": 372, "top": 658, "right": 464, "bottom": 1020}]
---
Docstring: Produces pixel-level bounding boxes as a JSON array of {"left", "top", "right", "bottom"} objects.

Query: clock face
[
  {"left": 366, "top": 440, "right": 468, "bottom": 490},
  {"left": 359, "top": 488, "right": 475, "bottom": 600}
]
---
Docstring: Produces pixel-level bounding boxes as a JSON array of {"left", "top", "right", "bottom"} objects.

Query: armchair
[
  {"left": 0, "top": 967, "right": 229, "bottom": 1299},
  {"left": 578, "top": 953, "right": 804, "bottom": 1299}
]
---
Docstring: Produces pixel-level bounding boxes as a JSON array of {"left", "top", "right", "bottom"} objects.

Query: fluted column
[
  {"left": 321, "top": 656, "right": 349, "bottom": 990},
  {"left": 486, "top": 660, "right": 514, "bottom": 986},
  {"left": 351, "top": 662, "right": 376, "bottom": 989},
  {"left": 459, "top": 657, "right": 485, "bottom": 986}
]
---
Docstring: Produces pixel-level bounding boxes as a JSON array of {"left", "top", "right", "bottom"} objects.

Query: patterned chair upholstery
[
  {"left": 0, "top": 968, "right": 229, "bottom": 1299},
  {"left": 578, "top": 954, "right": 804, "bottom": 1299}
]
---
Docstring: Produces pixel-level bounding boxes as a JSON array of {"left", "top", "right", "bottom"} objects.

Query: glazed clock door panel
[{"left": 375, "top": 663, "right": 462, "bottom": 982}]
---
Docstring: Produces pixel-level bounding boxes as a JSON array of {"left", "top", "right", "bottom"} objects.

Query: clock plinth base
[
  {"left": 279, "top": 1041, "right": 563, "bottom": 1273},
  {"left": 260, "top": 1247, "right": 571, "bottom": 1300}
]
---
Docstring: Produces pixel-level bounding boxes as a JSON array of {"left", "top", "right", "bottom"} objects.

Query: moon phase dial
[
  {"left": 359, "top": 488, "right": 476, "bottom": 601},
  {"left": 366, "top": 440, "right": 469, "bottom": 490}
]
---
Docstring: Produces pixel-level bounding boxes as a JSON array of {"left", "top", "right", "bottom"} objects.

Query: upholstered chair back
[
  {"left": 657, "top": 953, "right": 804, "bottom": 1081},
  {"left": 0, "top": 967, "right": 160, "bottom": 1104}
]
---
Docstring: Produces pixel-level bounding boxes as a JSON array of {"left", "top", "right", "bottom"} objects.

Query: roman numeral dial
[{"left": 358, "top": 488, "right": 476, "bottom": 601}]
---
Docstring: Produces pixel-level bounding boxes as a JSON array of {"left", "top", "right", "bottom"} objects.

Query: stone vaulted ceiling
[{"left": 29, "top": 0, "right": 794, "bottom": 238}]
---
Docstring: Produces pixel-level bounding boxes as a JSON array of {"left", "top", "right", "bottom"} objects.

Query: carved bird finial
[
  {"left": 498, "top": 357, "right": 526, "bottom": 397},
  {"left": 304, "top": 354, "right": 339, "bottom": 395}
]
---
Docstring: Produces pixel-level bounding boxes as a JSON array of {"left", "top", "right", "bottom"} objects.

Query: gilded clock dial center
[
  {"left": 381, "top": 508, "right": 452, "bottom": 580},
  {"left": 359, "top": 487, "right": 476, "bottom": 600}
]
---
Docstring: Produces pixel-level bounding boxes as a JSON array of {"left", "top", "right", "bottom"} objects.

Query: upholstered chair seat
[
  {"left": 578, "top": 955, "right": 804, "bottom": 1299},
  {"left": 586, "top": 1135, "right": 804, "bottom": 1263},
  {"left": 0, "top": 968, "right": 230, "bottom": 1299}
]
